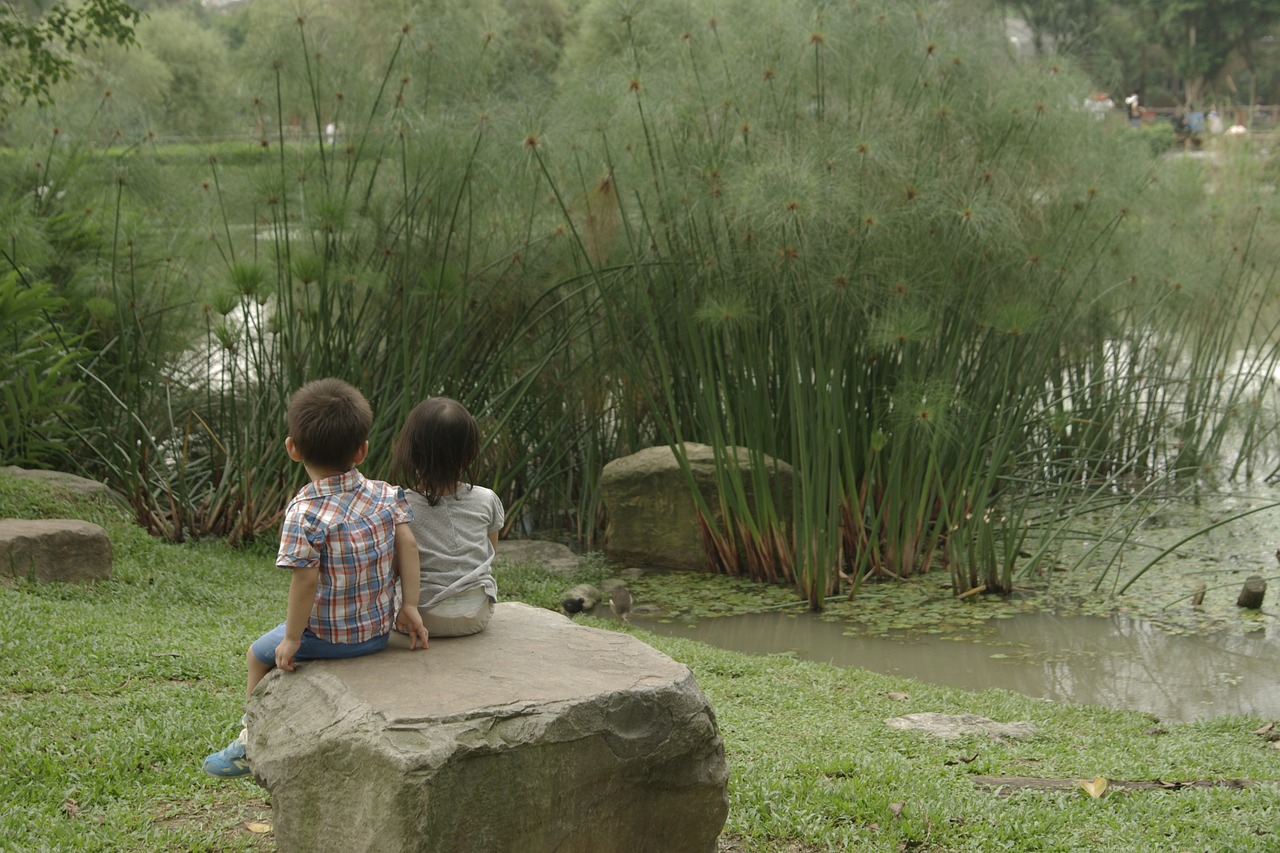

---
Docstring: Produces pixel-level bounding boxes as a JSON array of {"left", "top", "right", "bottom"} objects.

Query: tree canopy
[
  {"left": 0, "top": 0, "right": 140, "bottom": 115},
  {"left": 1010, "top": 0, "right": 1280, "bottom": 108},
  {"left": 1141, "top": 0, "right": 1280, "bottom": 106}
]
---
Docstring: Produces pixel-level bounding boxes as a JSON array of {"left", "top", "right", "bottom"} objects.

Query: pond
[
  {"left": 630, "top": 607, "right": 1279, "bottom": 722},
  {"left": 601, "top": 486, "right": 1280, "bottom": 722}
]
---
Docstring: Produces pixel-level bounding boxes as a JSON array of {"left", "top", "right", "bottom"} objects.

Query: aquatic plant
[{"left": 5, "top": 0, "right": 1280, "bottom": 608}]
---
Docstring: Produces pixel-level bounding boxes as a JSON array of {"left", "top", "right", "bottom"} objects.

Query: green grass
[{"left": 2, "top": 473, "right": 1277, "bottom": 851}]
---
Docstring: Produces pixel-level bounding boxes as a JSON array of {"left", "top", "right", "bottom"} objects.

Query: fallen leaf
[
  {"left": 944, "top": 753, "right": 979, "bottom": 766},
  {"left": 889, "top": 801, "right": 905, "bottom": 818},
  {"left": 245, "top": 821, "right": 272, "bottom": 834},
  {"left": 1077, "top": 777, "right": 1109, "bottom": 798},
  {"left": 60, "top": 799, "right": 80, "bottom": 817},
  {"left": 887, "top": 692, "right": 910, "bottom": 701},
  {"left": 1253, "top": 722, "right": 1274, "bottom": 736},
  {"left": 1144, "top": 726, "right": 1167, "bottom": 735}
]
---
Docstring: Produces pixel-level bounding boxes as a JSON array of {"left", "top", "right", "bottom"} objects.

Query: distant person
[
  {"left": 325, "top": 122, "right": 337, "bottom": 144},
  {"left": 1207, "top": 110, "right": 1224, "bottom": 134},
  {"left": 392, "top": 397, "right": 505, "bottom": 637},
  {"left": 203, "top": 378, "right": 429, "bottom": 777},
  {"left": 1125, "top": 91, "right": 1142, "bottom": 128},
  {"left": 1084, "top": 92, "right": 1114, "bottom": 120}
]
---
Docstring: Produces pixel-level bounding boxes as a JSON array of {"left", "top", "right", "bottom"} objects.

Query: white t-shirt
[{"left": 406, "top": 484, "right": 504, "bottom": 609}]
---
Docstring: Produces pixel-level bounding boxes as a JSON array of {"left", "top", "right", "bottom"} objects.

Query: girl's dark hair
[{"left": 391, "top": 397, "right": 480, "bottom": 505}]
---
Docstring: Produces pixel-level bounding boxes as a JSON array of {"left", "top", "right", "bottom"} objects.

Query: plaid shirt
[{"left": 276, "top": 469, "right": 412, "bottom": 644}]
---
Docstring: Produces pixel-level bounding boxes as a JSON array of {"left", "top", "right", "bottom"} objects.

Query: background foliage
[{"left": 5, "top": 0, "right": 1280, "bottom": 608}]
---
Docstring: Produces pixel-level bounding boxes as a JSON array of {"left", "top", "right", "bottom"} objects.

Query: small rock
[
  {"left": 0, "top": 519, "right": 112, "bottom": 584},
  {"left": 884, "top": 712, "right": 1036, "bottom": 740}
]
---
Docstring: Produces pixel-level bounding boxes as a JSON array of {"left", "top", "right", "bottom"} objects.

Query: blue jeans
[{"left": 250, "top": 622, "right": 389, "bottom": 665}]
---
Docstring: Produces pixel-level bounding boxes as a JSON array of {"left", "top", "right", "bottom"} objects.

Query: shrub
[{"left": 0, "top": 271, "right": 84, "bottom": 469}]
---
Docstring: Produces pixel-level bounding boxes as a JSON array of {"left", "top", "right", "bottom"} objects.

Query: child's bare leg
[
  {"left": 205, "top": 648, "right": 265, "bottom": 777},
  {"left": 246, "top": 646, "right": 273, "bottom": 700}
]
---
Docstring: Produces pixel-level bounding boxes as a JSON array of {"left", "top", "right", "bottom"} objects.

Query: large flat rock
[{"left": 247, "top": 602, "right": 728, "bottom": 852}]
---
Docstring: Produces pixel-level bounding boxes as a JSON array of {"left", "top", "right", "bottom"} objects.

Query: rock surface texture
[
  {"left": 600, "top": 442, "right": 793, "bottom": 571},
  {"left": 247, "top": 602, "right": 729, "bottom": 853},
  {"left": 0, "top": 518, "right": 112, "bottom": 583}
]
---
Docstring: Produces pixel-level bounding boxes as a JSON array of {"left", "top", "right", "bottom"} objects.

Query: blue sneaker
[{"left": 203, "top": 734, "right": 250, "bottom": 777}]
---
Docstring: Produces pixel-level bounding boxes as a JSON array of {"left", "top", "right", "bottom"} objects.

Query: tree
[
  {"left": 0, "top": 0, "right": 140, "bottom": 115},
  {"left": 1135, "top": 0, "right": 1280, "bottom": 107},
  {"left": 1007, "top": 0, "right": 1107, "bottom": 56},
  {"left": 136, "top": 7, "right": 236, "bottom": 138}
]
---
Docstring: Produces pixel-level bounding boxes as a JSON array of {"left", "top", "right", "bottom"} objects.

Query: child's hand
[
  {"left": 397, "top": 607, "right": 430, "bottom": 650},
  {"left": 275, "top": 636, "right": 302, "bottom": 671}
]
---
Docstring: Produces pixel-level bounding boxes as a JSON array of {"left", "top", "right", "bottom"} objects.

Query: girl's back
[{"left": 406, "top": 484, "right": 503, "bottom": 607}]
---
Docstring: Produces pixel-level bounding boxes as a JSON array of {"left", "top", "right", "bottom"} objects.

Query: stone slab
[
  {"left": 0, "top": 518, "right": 112, "bottom": 583},
  {"left": 885, "top": 712, "right": 1037, "bottom": 740}
]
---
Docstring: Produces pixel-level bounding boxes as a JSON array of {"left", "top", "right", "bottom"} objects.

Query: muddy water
[{"left": 632, "top": 609, "right": 1280, "bottom": 722}]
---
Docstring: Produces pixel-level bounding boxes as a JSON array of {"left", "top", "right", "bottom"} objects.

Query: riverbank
[{"left": 2, "top": 475, "right": 1277, "bottom": 851}]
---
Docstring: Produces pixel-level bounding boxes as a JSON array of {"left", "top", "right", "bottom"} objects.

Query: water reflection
[{"left": 633, "top": 610, "right": 1280, "bottom": 722}]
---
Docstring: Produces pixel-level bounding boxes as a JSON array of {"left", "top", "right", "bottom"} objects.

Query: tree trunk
[{"left": 1183, "top": 75, "right": 1205, "bottom": 111}]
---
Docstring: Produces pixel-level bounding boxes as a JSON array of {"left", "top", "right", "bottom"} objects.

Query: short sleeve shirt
[
  {"left": 276, "top": 469, "right": 412, "bottom": 644},
  {"left": 406, "top": 484, "right": 504, "bottom": 608}
]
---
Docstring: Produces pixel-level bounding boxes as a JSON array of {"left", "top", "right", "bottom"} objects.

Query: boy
[{"left": 204, "top": 378, "right": 429, "bottom": 777}]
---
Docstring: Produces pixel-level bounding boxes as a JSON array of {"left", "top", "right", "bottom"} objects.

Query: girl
[{"left": 391, "top": 397, "right": 504, "bottom": 637}]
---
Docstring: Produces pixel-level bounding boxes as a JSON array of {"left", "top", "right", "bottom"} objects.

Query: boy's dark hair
[
  {"left": 392, "top": 397, "right": 480, "bottom": 505},
  {"left": 286, "top": 378, "right": 373, "bottom": 470}
]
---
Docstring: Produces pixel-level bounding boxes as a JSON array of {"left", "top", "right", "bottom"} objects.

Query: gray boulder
[
  {"left": 0, "top": 518, "right": 112, "bottom": 584},
  {"left": 2, "top": 466, "right": 116, "bottom": 501},
  {"left": 246, "top": 602, "right": 728, "bottom": 853},
  {"left": 494, "top": 539, "right": 584, "bottom": 576},
  {"left": 600, "top": 443, "right": 793, "bottom": 571}
]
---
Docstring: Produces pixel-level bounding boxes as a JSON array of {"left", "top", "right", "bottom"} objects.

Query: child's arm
[
  {"left": 394, "top": 522, "right": 430, "bottom": 650},
  {"left": 276, "top": 566, "right": 320, "bottom": 671}
]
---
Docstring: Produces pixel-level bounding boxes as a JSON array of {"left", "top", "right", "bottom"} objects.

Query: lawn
[{"left": 2, "top": 474, "right": 1277, "bottom": 852}]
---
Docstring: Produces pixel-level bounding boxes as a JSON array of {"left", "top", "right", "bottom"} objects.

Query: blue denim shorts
[{"left": 250, "top": 621, "right": 389, "bottom": 666}]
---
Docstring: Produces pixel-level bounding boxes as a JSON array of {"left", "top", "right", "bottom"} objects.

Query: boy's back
[{"left": 278, "top": 467, "right": 408, "bottom": 644}]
